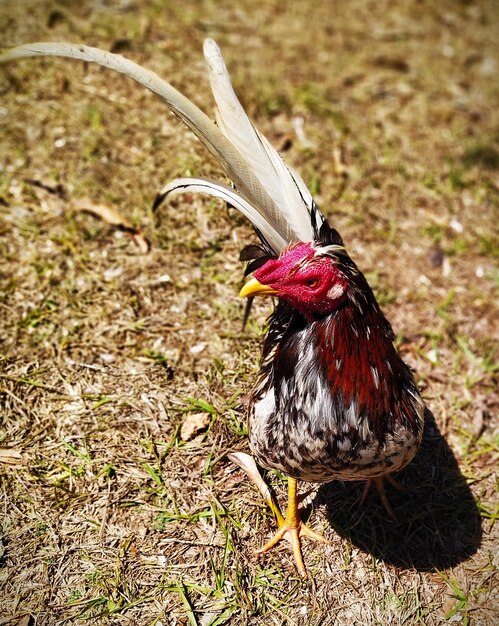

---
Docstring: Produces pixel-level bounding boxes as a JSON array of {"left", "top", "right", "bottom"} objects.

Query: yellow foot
[
  {"left": 360, "top": 475, "right": 405, "bottom": 520},
  {"left": 257, "top": 516, "right": 329, "bottom": 577},
  {"left": 227, "top": 454, "right": 329, "bottom": 576}
]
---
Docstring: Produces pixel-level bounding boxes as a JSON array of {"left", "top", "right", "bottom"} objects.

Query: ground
[{"left": 0, "top": 0, "right": 498, "bottom": 624}]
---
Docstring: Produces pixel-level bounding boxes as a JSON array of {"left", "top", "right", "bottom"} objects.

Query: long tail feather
[
  {"left": 153, "top": 178, "right": 287, "bottom": 252},
  {"left": 0, "top": 40, "right": 326, "bottom": 253},
  {"left": 203, "top": 39, "right": 315, "bottom": 243}
]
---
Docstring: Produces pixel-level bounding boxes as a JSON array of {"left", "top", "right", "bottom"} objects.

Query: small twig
[{"left": 99, "top": 478, "right": 112, "bottom": 541}]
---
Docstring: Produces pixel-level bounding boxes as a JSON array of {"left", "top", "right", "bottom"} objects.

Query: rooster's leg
[
  {"left": 257, "top": 477, "right": 329, "bottom": 576},
  {"left": 360, "top": 475, "right": 405, "bottom": 520}
]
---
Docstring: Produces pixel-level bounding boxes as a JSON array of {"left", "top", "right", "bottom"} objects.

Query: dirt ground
[{"left": 0, "top": 0, "right": 497, "bottom": 624}]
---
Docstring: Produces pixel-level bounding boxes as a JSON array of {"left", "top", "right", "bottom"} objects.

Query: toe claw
[{"left": 257, "top": 518, "right": 329, "bottom": 576}]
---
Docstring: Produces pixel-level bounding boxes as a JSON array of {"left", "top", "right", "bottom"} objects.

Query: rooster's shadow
[{"left": 314, "top": 408, "right": 482, "bottom": 571}]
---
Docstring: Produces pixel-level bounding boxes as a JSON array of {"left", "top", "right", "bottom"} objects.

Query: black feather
[
  {"left": 152, "top": 191, "right": 166, "bottom": 213},
  {"left": 242, "top": 296, "right": 254, "bottom": 330},
  {"left": 239, "top": 244, "right": 268, "bottom": 261},
  {"left": 319, "top": 220, "right": 344, "bottom": 246}
]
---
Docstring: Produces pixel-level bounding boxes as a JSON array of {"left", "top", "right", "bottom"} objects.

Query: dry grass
[{"left": 0, "top": 0, "right": 498, "bottom": 624}]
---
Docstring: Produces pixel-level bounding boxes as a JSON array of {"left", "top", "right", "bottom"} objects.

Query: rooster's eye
[{"left": 304, "top": 278, "right": 318, "bottom": 288}]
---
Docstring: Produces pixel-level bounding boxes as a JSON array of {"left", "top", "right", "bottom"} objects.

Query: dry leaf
[
  {"left": 227, "top": 451, "right": 273, "bottom": 505},
  {"left": 72, "top": 197, "right": 150, "bottom": 252},
  {"left": 0, "top": 448, "right": 24, "bottom": 465},
  {"left": 472, "top": 405, "right": 487, "bottom": 439},
  {"left": 180, "top": 412, "right": 210, "bottom": 441}
]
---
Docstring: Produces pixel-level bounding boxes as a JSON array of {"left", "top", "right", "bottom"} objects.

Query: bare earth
[{"left": 0, "top": 0, "right": 497, "bottom": 624}]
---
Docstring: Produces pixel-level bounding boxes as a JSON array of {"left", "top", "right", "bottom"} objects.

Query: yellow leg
[
  {"left": 257, "top": 477, "right": 329, "bottom": 577},
  {"left": 360, "top": 475, "right": 405, "bottom": 520}
]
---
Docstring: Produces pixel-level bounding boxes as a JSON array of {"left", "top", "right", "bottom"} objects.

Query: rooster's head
[{"left": 240, "top": 242, "right": 351, "bottom": 318}]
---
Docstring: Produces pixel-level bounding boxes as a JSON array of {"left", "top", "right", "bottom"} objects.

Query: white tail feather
[
  {"left": 203, "top": 39, "right": 315, "bottom": 243},
  {"left": 156, "top": 178, "right": 287, "bottom": 251},
  {"left": 0, "top": 40, "right": 323, "bottom": 253}
]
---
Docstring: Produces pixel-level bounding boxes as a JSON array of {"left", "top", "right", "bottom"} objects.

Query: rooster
[{"left": 0, "top": 39, "right": 424, "bottom": 575}]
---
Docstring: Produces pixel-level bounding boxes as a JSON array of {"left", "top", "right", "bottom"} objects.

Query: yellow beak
[{"left": 239, "top": 277, "right": 278, "bottom": 298}]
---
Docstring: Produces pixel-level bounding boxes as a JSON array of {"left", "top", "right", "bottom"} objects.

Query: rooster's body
[
  {"left": 0, "top": 38, "right": 424, "bottom": 575},
  {"left": 248, "top": 247, "right": 423, "bottom": 484}
]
